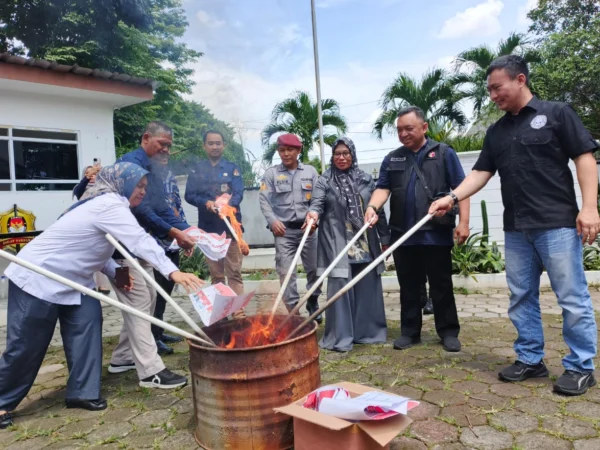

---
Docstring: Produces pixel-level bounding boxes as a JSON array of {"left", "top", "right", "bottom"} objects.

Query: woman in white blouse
[{"left": 0, "top": 162, "right": 203, "bottom": 429}]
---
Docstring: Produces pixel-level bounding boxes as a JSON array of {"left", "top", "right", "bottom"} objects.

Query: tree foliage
[
  {"left": 529, "top": 0, "right": 600, "bottom": 138},
  {"left": 450, "top": 33, "right": 540, "bottom": 118},
  {"left": 373, "top": 69, "right": 466, "bottom": 139},
  {"left": 0, "top": 0, "right": 254, "bottom": 184},
  {"left": 261, "top": 91, "right": 347, "bottom": 166}
]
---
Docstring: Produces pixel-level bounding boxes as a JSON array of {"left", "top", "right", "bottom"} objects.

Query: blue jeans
[{"left": 505, "top": 228, "right": 597, "bottom": 373}]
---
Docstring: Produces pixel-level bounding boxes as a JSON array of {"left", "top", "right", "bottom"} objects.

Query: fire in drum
[{"left": 188, "top": 314, "right": 320, "bottom": 450}]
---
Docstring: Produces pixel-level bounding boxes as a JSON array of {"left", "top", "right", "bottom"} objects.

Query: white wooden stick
[
  {"left": 105, "top": 234, "right": 216, "bottom": 346},
  {"left": 269, "top": 219, "right": 315, "bottom": 321},
  {"left": 286, "top": 214, "right": 433, "bottom": 340},
  {"left": 0, "top": 249, "right": 215, "bottom": 347},
  {"left": 273, "top": 218, "right": 374, "bottom": 336},
  {"left": 218, "top": 210, "right": 239, "bottom": 242}
]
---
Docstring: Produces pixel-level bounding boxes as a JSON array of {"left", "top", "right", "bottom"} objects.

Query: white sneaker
[{"left": 108, "top": 362, "right": 136, "bottom": 374}]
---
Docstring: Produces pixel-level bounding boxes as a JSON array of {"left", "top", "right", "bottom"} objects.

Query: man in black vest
[{"left": 365, "top": 106, "right": 470, "bottom": 352}]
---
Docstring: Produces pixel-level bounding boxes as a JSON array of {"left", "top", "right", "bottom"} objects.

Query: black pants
[
  {"left": 0, "top": 282, "right": 102, "bottom": 411},
  {"left": 393, "top": 245, "right": 459, "bottom": 339},
  {"left": 152, "top": 251, "right": 180, "bottom": 340}
]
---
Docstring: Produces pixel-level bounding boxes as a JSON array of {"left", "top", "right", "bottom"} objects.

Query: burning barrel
[{"left": 188, "top": 314, "right": 320, "bottom": 450}]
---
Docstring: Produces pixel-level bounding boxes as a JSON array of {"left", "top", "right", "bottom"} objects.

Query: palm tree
[
  {"left": 261, "top": 91, "right": 347, "bottom": 164},
  {"left": 373, "top": 68, "right": 466, "bottom": 139},
  {"left": 451, "top": 32, "right": 541, "bottom": 117}
]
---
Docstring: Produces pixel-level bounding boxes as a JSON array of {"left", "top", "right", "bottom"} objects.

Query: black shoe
[
  {"left": 108, "top": 362, "right": 136, "bottom": 374},
  {"left": 423, "top": 299, "right": 434, "bottom": 315},
  {"left": 65, "top": 398, "right": 107, "bottom": 411},
  {"left": 498, "top": 360, "right": 549, "bottom": 382},
  {"left": 441, "top": 336, "right": 461, "bottom": 352},
  {"left": 393, "top": 336, "right": 421, "bottom": 350},
  {"left": 161, "top": 334, "right": 183, "bottom": 344},
  {"left": 0, "top": 412, "right": 13, "bottom": 429},
  {"left": 553, "top": 370, "right": 597, "bottom": 396},
  {"left": 156, "top": 340, "right": 174, "bottom": 355},
  {"left": 306, "top": 296, "right": 323, "bottom": 324},
  {"left": 140, "top": 369, "right": 187, "bottom": 389}
]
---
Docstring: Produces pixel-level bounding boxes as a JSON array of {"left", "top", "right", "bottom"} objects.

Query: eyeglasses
[{"left": 333, "top": 151, "right": 352, "bottom": 159}]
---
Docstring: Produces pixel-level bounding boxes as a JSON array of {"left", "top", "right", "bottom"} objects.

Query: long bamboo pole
[
  {"left": 286, "top": 214, "right": 433, "bottom": 340},
  {"left": 105, "top": 234, "right": 216, "bottom": 346},
  {"left": 0, "top": 249, "right": 215, "bottom": 347},
  {"left": 272, "top": 218, "right": 374, "bottom": 338},
  {"left": 269, "top": 219, "right": 314, "bottom": 321}
]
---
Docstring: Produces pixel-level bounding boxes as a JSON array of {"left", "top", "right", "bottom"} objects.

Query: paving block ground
[{"left": 1, "top": 288, "right": 600, "bottom": 449}]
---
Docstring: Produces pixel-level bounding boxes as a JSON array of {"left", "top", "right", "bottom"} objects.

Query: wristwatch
[
  {"left": 367, "top": 204, "right": 379, "bottom": 213},
  {"left": 449, "top": 192, "right": 459, "bottom": 205}
]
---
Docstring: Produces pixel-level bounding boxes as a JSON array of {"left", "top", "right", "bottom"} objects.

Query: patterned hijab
[
  {"left": 61, "top": 162, "right": 148, "bottom": 217},
  {"left": 329, "top": 137, "right": 364, "bottom": 232}
]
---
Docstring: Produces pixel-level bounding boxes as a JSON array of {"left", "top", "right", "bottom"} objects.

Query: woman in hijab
[
  {"left": 305, "top": 137, "right": 390, "bottom": 352},
  {"left": 0, "top": 162, "right": 203, "bottom": 429}
]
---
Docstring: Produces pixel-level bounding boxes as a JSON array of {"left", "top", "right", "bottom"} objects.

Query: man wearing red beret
[{"left": 259, "top": 134, "right": 322, "bottom": 321}]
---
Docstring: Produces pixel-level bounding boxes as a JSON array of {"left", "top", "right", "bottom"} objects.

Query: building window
[{"left": 0, "top": 127, "right": 80, "bottom": 191}]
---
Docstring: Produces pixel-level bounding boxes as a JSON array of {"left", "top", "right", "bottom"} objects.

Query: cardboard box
[{"left": 274, "top": 381, "right": 412, "bottom": 450}]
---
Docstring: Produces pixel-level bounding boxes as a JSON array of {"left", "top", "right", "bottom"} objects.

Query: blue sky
[{"left": 182, "top": 0, "right": 536, "bottom": 169}]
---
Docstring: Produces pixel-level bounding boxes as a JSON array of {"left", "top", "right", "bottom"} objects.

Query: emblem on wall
[{"left": 0, "top": 204, "right": 37, "bottom": 251}]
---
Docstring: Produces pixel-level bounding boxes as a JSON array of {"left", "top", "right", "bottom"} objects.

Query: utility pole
[{"left": 310, "top": 0, "right": 326, "bottom": 173}]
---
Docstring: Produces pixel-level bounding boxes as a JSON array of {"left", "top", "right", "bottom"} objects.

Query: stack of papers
[
  {"left": 303, "top": 385, "right": 419, "bottom": 421},
  {"left": 189, "top": 283, "right": 254, "bottom": 326},
  {"left": 169, "top": 226, "right": 231, "bottom": 261}
]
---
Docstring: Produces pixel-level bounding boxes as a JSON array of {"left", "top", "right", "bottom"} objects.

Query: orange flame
[
  {"left": 221, "top": 315, "right": 293, "bottom": 349},
  {"left": 219, "top": 204, "right": 250, "bottom": 256}
]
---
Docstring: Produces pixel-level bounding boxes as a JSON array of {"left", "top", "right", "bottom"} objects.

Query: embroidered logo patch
[
  {"left": 260, "top": 182, "right": 267, "bottom": 191},
  {"left": 221, "top": 183, "right": 229, "bottom": 193},
  {"left": 428, "top": 151, "right": 436, "bottom": 158},
  {"left": 390, "top": 157, "right": 406, "bottom": 162},
  {"left": 277, "top": 174, "right": 288, "bottom": 181},
  {"left": 305, "top": 193, "right": 311, "bottom": 201},
  {"left": 530, "top": 115, "right": 547, "bottom": 129},
  {"left": 233, "top": 169, "right": 240, "bottom": 176}
]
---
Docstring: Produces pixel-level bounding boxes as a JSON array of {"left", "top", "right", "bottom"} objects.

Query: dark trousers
[
  {"left": 393, "top": 245, "right": 460, "bottom": 339},
  {"left": 0, "top": 281, "right": 103, "bottom": 411},
  {"left": 152, "top": 251, "right": 180, "bottom": 340}
]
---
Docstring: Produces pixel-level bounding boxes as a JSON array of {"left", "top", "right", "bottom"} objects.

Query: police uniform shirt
[
  {"left": 259, "top": 162, "right": 319, "bottom": 226},
  {"left": 473, "top": 96, "right": 599, "bottom": 231},
  {"left": 184, "top": 158, "right": 244, "bottom": 234}
]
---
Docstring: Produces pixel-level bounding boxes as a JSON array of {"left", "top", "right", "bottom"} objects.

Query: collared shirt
[
  {"left": 473, "top": 96, "right": 599, "bottom": 231},
  {"left": 185, "top": 158, "right": 244, "bottom": 234},
  {"left": 259, "top": 162, "right": 319, "bottom": 226},
  {"left": 119, "top": 147, "right": 189, "bottom": 237},
  {"left": 377, "top": 140, "right": 465, "bottom": 245},
  {"left": 5, "top": 194, "right": 178, "bottom": 306}
]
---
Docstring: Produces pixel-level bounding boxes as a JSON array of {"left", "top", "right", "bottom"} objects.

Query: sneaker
[
  {"left": 423, "top": 298, "right": 434, "bottom": 315},
  {"left": 553, "top": 370, "right": 597, "bottom": 396},
  {"left": 393, "top": 336, "right": 421, "bottom": 350},
  {"left": 156, "top": 340, "right": 174, "bottom": 355},
  {"left": 0, "top": 412, "right": 12, "bottom": 429},
  {"left": 140, "top": 369, "right": 188, "bottom": 389},
  {"left": 108, "top": 362, "right": 136, "bottom": 374},
  {"left": 498, "top": 360, "right": 549, "bottom": 382},
  {"left": 161, "top": 334, "right": 183, "bottom": 344},
  {"left": 441, "top": 336, "right": 461, "bottom": 352}
]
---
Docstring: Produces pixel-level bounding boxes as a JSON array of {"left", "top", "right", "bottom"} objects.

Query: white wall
[{"left": 0, "top": 89, "right": 117, "bottom": 230}]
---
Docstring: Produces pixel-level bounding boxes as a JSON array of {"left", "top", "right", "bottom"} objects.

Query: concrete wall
[
  {"left": 178, "top": 150, "right": 585, "bottom": 250},
  {"left": 0, "top": 89, "right": 118, "bottom": 230}
]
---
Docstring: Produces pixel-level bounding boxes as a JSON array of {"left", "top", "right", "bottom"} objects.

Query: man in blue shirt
[
  {"left": 185, "top": 130, "right": 246, "bottom": 319},
  {"left": 365, "top": 106, "right": 470, "bottom": 353},
  {"left": 107, "top": 121, "right": 196, "bottom": 390}
]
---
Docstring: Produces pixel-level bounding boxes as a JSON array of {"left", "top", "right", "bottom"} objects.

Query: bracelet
[
  {"left": 449, "top": 192, "right": 459, "bottom": 205},
  {"left": 367, "top": 204, "right": 379, "bottom": 212}
]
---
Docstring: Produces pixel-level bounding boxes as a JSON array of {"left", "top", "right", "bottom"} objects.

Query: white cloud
[
  {"left": 436, "top": 0, "right": 504, "bottom": 40},
  {"left": 517, "top": 0, "right": 538, "bottom": 26},
  {"left": 196, "top": 9, "right": 225, "bottom": 28}
]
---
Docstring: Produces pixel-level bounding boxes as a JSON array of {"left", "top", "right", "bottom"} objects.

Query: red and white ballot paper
[
  {"left": 303, "top": 386, "right": 419, "bottom": 421},
  {"left": 189, "top": 283, "right": 254, "bottom": 326},
  {"left": 169, "top": 226, "right": 231, "bottom": 261}
]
